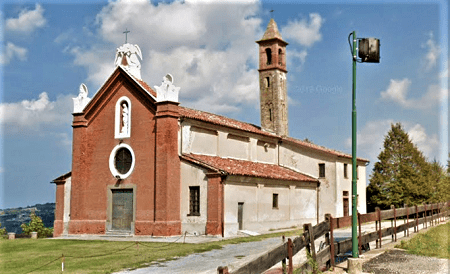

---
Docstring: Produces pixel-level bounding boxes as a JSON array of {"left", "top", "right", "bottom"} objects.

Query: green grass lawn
[
  {"left": 396, "top": 221, "right": 450, "bottom": 259},
  {"left": 0, "top": 228, "right": 302, "bottom": 274}
]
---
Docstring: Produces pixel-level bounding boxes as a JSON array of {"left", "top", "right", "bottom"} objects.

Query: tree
[
  {"left": 367, "top": 123, "right": 430, "bottom": 210},
  {"left": 20, "top": 211, "right": 53, "bottom": 238}
]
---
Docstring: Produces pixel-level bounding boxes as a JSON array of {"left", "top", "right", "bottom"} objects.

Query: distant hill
[{"left": 0, "top": 203, "right": 55, "bottom": 234}]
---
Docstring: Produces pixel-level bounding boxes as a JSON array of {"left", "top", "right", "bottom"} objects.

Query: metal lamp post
[{"left": 350, "top": 31, "right": 380, "bottom": 258}]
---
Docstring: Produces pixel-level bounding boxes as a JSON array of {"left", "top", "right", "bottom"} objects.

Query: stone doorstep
[{"left": 103, "top": 230, "right": 133, "bottom": 237}]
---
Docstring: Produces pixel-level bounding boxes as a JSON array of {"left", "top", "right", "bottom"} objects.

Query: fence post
[
  {"left": 406, "top": 205, "right": 409, "bottom": 237},
  {"left": 390, "top": 205, "right": 394, "bottom": 242},
  {"left": 431, "top": 204, "right": 434, "bottom": 226},
  {"left": 326, "top": 214, "right": 335, "bottom": 267},
  {"left": 376, "top": 207, "right": 382, "bottom": 248},
  {"left": 288, "top": 238, "right": 293, "bottom": 274},
  {"left": 424, "top": 203, "right": 427, "bottom": 229},
  {"left": 403, "top": 204, "right": 406, "bottom": 237},
  {"left": 393, "top": 205, "right": 397, "bottom": 242},
  {"left": 415, "top": 205, "right": 419, "bottom": 233},
  {"left": 438, "top": 203, "right": 441, "bottom": 224}
]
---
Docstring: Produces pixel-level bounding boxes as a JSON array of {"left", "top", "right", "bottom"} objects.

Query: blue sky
[{"left": 0, "top": 0, "right": 448, "bottom": 209}]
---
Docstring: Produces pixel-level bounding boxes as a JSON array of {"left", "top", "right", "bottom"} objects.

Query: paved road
[
  {"left": 114, "top": 220, "right": 448, "bottom": 274},
  {"left": 115, "top": 237, "right": 283, "bottom": 274}
]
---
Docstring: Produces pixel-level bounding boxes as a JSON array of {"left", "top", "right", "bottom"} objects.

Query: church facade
[{"left": 52, "top": 19, "right": 368, "bottom": 238}]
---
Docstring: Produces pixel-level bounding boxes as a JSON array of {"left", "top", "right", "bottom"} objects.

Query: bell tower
[{"left": 257, "top": 18, "right": 288, "bottom": 136}]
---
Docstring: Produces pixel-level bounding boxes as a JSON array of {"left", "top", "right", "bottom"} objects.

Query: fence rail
[{"left": 217, "top": 201, "right": 450, "bottom": 274}]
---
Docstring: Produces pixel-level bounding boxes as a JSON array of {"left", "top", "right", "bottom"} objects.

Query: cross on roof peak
[{"left": 123, "top": 28, "right": 130, "bottom": 43}]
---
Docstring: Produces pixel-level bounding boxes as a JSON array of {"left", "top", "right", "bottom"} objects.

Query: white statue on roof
[
  {"left": 154, "top": 73, "right": 180, "bottom": 102},
  {"left": 73, "top": 83, "right": 91, "bottom": 113},
  {"left": 115, "top": 43, "right": 142, "bottom": 80}
]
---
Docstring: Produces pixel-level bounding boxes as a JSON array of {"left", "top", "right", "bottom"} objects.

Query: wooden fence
[{"left": 217, "top": 201, "right": 450, "bottom": 274}]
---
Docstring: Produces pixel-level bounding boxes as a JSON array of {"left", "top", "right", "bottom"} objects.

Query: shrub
[
  {"left": 0, "top": 222, "right": 7, "bottom": 236},
  {"left": 20, "top": 212, "right": 53, "bottom": 238}
]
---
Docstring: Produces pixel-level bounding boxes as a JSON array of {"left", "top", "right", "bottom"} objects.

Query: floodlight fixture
[{"left": 358, "top": 38, "right": 380, "bottom": 63}]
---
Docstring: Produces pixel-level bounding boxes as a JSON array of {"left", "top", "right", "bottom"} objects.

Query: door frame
[
  {"left": 107, "top": 184, "right": 137, "bottom": 233},
  {"left": 238, "top": 202, "right": 244, "bottom": 230}
]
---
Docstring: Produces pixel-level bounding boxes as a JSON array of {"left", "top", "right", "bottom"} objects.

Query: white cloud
[
  {"left": 5, "top": 4, "right": 46, "bottom": 33},
  {"left": 0, "top": 42, "right": 28, "bottom": 65},
  {"left": 0, "top": 92, "right": 73, "bottom": 135},
  {"left": 380, "top": 78, "right": 411, "bottom": 105},
  {"left": 380, "top": 78, "right": 446, "bottom": 109},
  {"left": 69, "top": 0, "right": 262, "bottom": 114},
  {"left": 282, "top": 13, "right": 324, "bottom": 47},
  {"left": 407, "top": 124, "right": 439, "bottom": 159},
  {"left": 288, "top": 49, "right": 308, "bottom": 69},
  {"left": 422, "top": 32, "right": 440, "bottom": 71}
]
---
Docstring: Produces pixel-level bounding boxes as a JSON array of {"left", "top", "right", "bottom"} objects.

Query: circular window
[
  {"left": 109, "top": 144, "right": 135, "bottom": 179},
  {"left": 115, "top": 148, "right": 132, "bottom": 174}
]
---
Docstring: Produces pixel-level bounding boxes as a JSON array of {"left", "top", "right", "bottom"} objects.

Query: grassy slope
[
  {"left": 0, "top": 229, "right": 302, "bottom": 274},
  {"left": 396, "top": 222, "right": 450, "bottom": 259}
]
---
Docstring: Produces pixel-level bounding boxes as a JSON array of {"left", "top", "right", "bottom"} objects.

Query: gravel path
[{"left": 363, "top": 249, "right": 449, "bottom": 274}]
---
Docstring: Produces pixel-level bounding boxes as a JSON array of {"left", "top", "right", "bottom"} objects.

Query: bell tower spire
[{"left": 257, "top": 18, "right": 289, "bottom": 136}]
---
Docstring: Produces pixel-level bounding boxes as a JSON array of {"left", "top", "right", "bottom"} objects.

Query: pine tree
[{"left": 367, "top": 123, "right": 430, "bottom": 210}]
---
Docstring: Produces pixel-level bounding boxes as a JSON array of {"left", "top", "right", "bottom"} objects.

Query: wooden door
[
  {"left": 238, "top": 202, "right": 244, "bottom": 230},
  {"left": 343, "top": 197, "right": 349, "bottom": 217},
  {"left": 112, "top": 189, "right": 133, "bottom": 231}
]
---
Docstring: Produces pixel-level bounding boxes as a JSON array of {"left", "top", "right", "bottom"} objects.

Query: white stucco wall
[
  {"left": 223, "top": 177, "right": 318, "bottom": 237},
  {"left": 180, "top": 119, "right": 368, "bottom": 232},
  {"left": 189, "top": 126, "right": 218, "bottom": 156},
  {"left": 63, "top": 177, "right": 71, "bottom": 235},
  {"left": 180, "top": 161, "right": 208, "bottom": 235},
  {"left": 220, "top": 133, "right": 249, "bottom": 160},
  {"left": 256, "top": 140, "right": 277, "bottom": 164}
]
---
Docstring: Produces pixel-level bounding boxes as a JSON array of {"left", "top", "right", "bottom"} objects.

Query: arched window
[
  {"left": 115, "top": 96, "right": 132, "bottom": 139},
  {"left": 265, "top": 48, "right": 272, "bottom": 65},
  {"left": 278, "top": 49, "right": 283, "bottom": 65},
  {"left": 266, "top": 77, "right": 270, "bottom": 88}
]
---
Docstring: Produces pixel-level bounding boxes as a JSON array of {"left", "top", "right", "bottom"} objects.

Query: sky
[{"left": 0, "top": 0, "right": 448, "bottom": 209}]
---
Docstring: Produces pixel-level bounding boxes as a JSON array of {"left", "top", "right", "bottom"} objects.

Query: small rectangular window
[
  {"left": 272, "top": 193, "right": 278, "bottom": 209},
  {"left": 319, "top": 163, "right": 325, "bottom": 178},
  {"left": 188, "top": 186, "right": 200, "bottom": 216},
  {"left": 343, "top": 191, "right": 349, "bottom": 197},
  {"left": 344, "top": 163, "right": 348, "bottom": 178}
]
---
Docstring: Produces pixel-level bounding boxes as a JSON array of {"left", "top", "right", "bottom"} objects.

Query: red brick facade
[{"left": 59, "top": 67, "right": 185, "bottom": 236}]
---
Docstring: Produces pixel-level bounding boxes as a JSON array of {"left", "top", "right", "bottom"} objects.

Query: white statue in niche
[
  {"left": 154, "top": 73, "right": 180, "bottom": 102},
  {"left": 72, "top": 83, "right": 91, "bottom": 113},
  {"left": 114, "top": 43, "right": 143, "bottom": 79},
  {"left": 121, "top": 102, "right": 129, "bottom": 134}
]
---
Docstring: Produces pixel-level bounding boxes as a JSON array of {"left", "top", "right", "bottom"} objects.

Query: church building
[{"left": 52, "top": 19, "right": 368, "bottom": 238}]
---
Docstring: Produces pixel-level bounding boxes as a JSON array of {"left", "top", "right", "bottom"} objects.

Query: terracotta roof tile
[
  {"left": 182, "top": 153, "right": 318, "bottom": 182},
  {"left": 282, "top": 137, "right": 369, "bottom": 162},
  {"left": 179, "top": 107, "right": 277, "bottom": 137},
  {"left": 179, "top": 107, "right": 369, "bottom": 163},
  {"left": 135, "top": 78, "right": 157, "bottom": 97}
]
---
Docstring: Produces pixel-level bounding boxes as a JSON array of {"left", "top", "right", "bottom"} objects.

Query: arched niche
[{"left": 115, "top": 96, "right": 132, "bottom": 139}]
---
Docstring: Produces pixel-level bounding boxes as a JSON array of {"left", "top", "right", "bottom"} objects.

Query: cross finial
[{"left": 123, "top": 28, "right": 130, "bottom": 43}]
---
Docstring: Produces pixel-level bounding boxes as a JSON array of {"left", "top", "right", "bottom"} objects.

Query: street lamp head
[{"left": 358, "top": 38, "right": 380, "bottom": 63}]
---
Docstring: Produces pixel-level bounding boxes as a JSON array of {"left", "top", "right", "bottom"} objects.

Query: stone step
[{"left": 104, "top": 230, "right": 133, "bottom": 237}]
